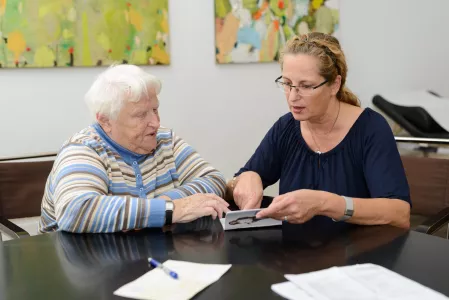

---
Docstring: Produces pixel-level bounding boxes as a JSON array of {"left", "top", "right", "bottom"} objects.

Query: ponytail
[{"left": 338, "top": 86, "right": 360, "bottom": 107}]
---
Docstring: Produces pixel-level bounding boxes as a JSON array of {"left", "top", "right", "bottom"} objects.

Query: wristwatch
[
  {"left": 332, "top": 196, "right": 354, "bottom": 222},
  {"left": 164, "top": 200, "right": 174, "bottom": 226}
]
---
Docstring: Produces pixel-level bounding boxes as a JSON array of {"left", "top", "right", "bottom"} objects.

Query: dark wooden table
[{"left": 1, "top": 218, "right": 449, "bottom": 300}]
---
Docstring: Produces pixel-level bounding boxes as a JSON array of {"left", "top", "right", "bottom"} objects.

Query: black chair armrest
[
  {"left": 0, "top": 215, "right": 30, "bottom": 240},
  {"left": 415, "top": 207, "right": 449, "bottom": 235}
]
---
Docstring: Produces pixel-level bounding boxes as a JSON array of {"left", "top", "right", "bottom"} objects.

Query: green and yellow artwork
[
  {"left": 0, "top": 0, "right": 169, "bottom": 68},
  {"left": 215, "top": 0, "right": 339, "bottom": 64}
]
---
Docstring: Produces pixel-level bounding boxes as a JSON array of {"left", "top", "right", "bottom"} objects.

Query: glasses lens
[
  {"left": 275, "top": 80, "right": 315, "bottom": 96},
  {"left": 276, "top": 81, "right": 289, "bottom": 94},
  {"left": 298, "top": 86, "right": 313, "bottom": 96}
]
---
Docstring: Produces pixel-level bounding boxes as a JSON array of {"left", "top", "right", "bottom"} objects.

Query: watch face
[{"left": 166, "top": 201, "right": 174, "bottom": 211}]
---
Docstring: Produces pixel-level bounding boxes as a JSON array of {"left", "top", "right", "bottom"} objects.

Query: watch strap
[
  {"left": 164, "top": 200, "right": 174, "bottom": 226},
  {"left": 332, "top": 196, "right": 354, "bottom": 222}
]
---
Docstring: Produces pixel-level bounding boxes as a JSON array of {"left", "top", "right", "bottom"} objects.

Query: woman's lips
[{"left": 292, "top": 106, "right": 305, "bottom": 113}]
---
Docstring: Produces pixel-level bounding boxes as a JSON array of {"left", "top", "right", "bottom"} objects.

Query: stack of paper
[
  {"left": 220, "top": 209, "right": 281, "bottom": 231},
  {"left": 114, "top": 260, "right": 231, "bottom": 300},
  {"left": 272, "top": 263, "right": 448, "bottom": 300}
]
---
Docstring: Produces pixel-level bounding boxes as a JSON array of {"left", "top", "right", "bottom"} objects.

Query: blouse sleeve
[{"left": 362, "top": 113, "right": 411, "bottom": 205}]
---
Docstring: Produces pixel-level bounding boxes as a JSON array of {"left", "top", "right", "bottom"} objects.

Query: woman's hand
[
  {"left": 256, "top": 190, "right": 326, "bottom": 223},
  {"left": 173, "top": 193, "right": 230, "bottom": 223},
  {"left": 233, "top": 171, "right": 264, "bottom": 209}
]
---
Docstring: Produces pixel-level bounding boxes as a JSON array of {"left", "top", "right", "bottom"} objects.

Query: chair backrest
[
  {"left": 401, "top": 155, "right": 449, "bottom": 216},
  {"left": 373, "top": 95, "right": 449, "bottom": 138},
  {"left": 0, "top": 160, "right": 54, "bottom": 219}
]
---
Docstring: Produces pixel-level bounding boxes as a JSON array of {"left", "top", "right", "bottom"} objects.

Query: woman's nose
[{"left": 148, "top": 116, "right": 160, "bottom": 128}]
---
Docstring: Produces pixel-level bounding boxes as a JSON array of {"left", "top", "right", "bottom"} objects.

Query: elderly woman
[
  {"left": 39, "top": 64, "right": 229, "bottom": 233},
  {"left": 229, "top": 33, "right": 411, "bottom": 229}
]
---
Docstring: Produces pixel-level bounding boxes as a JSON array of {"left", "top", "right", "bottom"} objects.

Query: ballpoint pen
[{"left": 148, "top": 257, "right": 179, "bottom": 279}]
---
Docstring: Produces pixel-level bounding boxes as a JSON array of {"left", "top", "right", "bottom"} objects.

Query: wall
[
  {"left": 1, "top": 0, "right": 448, "bottom": 196},
  {"left": 340, "top": 0, "right": 449, "bottom": 104}
]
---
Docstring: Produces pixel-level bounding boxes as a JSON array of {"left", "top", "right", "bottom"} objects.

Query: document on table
[
  {"left": 272, "top": 264, "right": 449, "bottom": 300},
  {"left": 113, "top": 260, "right": 232, "bottom": 300},
  {"left": 219, "top": 209, "right": 281, "bottom": 231},
  {"left": 271, "top": 282, "right": 315, "bottom": 300}
]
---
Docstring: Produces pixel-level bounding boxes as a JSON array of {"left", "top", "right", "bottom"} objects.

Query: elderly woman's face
[{"left": 108, "top": 90, "right": 160, "bottom": 154}]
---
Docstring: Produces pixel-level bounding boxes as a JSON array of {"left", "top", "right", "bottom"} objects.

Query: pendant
[{"left": 316, "top": 150, "right": 322, "bottom": 155}]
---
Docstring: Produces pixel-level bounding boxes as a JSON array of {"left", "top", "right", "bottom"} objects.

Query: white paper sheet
[
  {"left": 113, "top": 260, "right": 232, "bottom": 300},
  {"left": 271, "top": 282, "right": 314, "bottom": 300},
  {"left": 278, "top": 264, "right": 448, "bottom": 300},
  {"left": 220, "top": 209, "right": 281, "bottom": 231}
]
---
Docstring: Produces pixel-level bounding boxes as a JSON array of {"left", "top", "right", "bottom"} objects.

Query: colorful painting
[
  {"left": 0, "top": 0, "right": 169, "bottom": 68},
  {"left": 215, "top": 0, "right": 339, "bottom": 64}
]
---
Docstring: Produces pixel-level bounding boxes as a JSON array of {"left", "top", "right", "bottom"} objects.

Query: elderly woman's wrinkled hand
[
  {"left": 233, "top": 171, "right": 264, "bottom": 210},
  {"left": 173, "top": 194, "right": 230, "bottom": 223},
  {"left": 256, "top": 189, "right": 325, "bottom": 223}
]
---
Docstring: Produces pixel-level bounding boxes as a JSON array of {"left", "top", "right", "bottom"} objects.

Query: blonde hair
[{"left": 280, "top": 33, "right": 360, "bottom": 107}]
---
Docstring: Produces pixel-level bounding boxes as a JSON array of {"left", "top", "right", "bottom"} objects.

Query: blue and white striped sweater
[{"left": 39, "top": 124, "right": 226, "bottom": 233}]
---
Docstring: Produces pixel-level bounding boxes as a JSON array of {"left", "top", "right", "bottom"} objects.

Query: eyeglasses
[{"left": 275, "top": 76, "right": 328, "bottom": 96}]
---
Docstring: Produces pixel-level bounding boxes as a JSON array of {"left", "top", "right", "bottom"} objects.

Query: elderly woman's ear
[{"left": 96, "top": 113, "right": 111, "bottom": 133}]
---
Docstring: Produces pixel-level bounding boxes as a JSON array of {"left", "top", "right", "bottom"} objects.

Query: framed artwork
[
  {"left": 0, "top": 0, "right": 169, "bottom": 68},
  {"left": 215, "top": 0, "right": 339, "bottom": 64}
]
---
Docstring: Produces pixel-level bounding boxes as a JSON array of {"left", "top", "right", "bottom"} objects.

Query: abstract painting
[
  {"left": 0, "top": 0, "right": 169, "bottom": 68},
  {"left": 215, "top": 0, "right": 339, "bottom": 64}
]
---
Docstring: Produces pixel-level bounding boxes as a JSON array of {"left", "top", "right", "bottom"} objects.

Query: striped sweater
[{"left": 39, "top": 124, "right": 226, "bottom": 233}]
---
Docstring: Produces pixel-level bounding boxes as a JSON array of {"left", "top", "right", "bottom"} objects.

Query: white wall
[
  {"left": 1, "top": 0, "right": 449, "bottom": 196},
  {"left": 340, "top": 0, "right": 449, "bottom": 104}
]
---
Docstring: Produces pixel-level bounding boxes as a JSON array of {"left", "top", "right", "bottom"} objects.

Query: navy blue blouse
[{"left": 236, "top": 108, "right": 411, "bottom": 230}]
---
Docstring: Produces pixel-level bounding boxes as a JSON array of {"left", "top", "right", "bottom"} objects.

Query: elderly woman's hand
[
  {"left": 233, "top": 171, "right": 264, "bottom": 210},
  {"left": 255, "top": 190, "right": 325, "bottom": 223},
  {"left": 173, "top": 194, "right": 230, "bottom": 223}
]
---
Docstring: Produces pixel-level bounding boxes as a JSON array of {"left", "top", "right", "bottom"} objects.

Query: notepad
[
  {"left": 113, "top": 260, "right": 232, "bottom": 300},
  {"left": 220, "top": 209, "right": 282, "bottom": 231},
  {"left": 272, "top": 264, "right": 449, "bottom": 300}
]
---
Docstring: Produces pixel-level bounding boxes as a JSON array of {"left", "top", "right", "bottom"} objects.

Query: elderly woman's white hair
[{"left": 85, "top": 64, "right": 162, "bottom": 120}]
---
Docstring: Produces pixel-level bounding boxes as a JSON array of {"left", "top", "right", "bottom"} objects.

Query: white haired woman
[{"left": 39, "top": 64, "right": 229, "bottom": 233}]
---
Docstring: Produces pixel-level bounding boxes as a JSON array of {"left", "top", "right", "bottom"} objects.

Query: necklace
[{"left": 306, "top": 101, "right": 341, "bottom": 154}]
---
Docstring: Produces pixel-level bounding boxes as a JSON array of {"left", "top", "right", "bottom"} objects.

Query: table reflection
[{"left": 51, "top": 216, "right": 409, "bottom": 293}]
